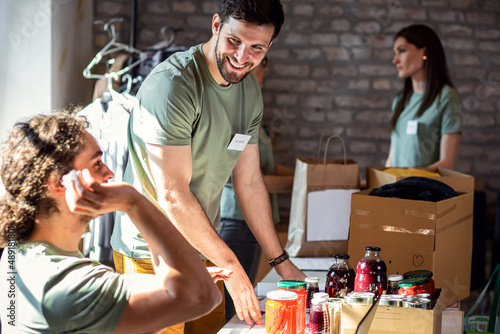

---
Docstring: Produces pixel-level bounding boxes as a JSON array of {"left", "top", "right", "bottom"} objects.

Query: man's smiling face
[{"left": 213, "top": 15, "right": 274, "bottom": 85}]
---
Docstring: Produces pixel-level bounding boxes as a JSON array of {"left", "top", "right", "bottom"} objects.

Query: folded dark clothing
[{"left": 370, "top": 176, "right": 458, "bottom": 202}]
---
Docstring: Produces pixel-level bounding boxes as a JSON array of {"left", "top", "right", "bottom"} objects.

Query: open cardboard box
[
  {"left": 366, "top": 167, "right": 474, "bottom": 193},
  {"left": 342, "top": 289, "right": 444, "bottom": 333},
  {"left": 348, "top": 189, "right": 473, "bottom": 307}
]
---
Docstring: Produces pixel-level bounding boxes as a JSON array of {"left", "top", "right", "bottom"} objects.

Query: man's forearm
[
  {"left": 157, "top": 189, "right": 241, "bottom": 269},
  {"left": 234, "top": 175, "right": 285, "bottom": 260}
]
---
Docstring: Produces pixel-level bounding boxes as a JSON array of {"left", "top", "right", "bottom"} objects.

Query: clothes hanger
[
  {"left": 83, "top": 18, "right": 146, "bottom": 89},
  {"left": 148, "top": 25, "right": 184, "bottom": 50}
]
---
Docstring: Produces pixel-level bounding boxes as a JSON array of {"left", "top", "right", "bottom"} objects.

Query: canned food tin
[
  {"left": 402, "top": 297, "right": 431, "bottom": 309},
  {"left": 379, "top": 298, "right": 402, "bottom": 307},
  {"left": 380, "top": 294, "right": 403, "bottom": 299},
  {"left": 345, "top": 292, "right": 374, "bottom": 305},
  {"left": 403, "top": 293, "right": 431, "bottom": 300}
]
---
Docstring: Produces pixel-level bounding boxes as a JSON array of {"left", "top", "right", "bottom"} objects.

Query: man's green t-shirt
[
  {"left": 220, "top": 126, "right": 280, "bottom": 222},
  {"left": 0, "top": 240, "right": 129, "bottom": 333},
  {"left": 390, "top": 85, "right": 463, "bottom": 167},
  {"left": 111, "top": 44, "right": 263, "bottom": 259}
]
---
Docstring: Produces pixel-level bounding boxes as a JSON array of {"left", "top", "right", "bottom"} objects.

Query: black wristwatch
[{"left": 268, "top": 250, "right": 289, "bottom": 267}]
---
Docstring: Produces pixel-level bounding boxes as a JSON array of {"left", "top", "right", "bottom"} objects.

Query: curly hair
[{"left": 0, "top": 112, "right": 88, "bottom": 246}]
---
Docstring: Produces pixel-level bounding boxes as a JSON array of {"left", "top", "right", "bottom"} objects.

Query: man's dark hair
[
  {"left": 218, "top": 0, "right": 285, "bottom": 41},
  {"left": 0, "top": 112, "right": 88, "bottom": 246}
]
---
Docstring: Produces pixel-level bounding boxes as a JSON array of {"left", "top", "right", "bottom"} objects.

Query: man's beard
[{"left": 215, "top": 36, "right": 252, "bottom": 84}]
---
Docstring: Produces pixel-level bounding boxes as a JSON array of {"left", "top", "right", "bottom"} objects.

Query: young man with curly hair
[{"left": 0, "top": 112, "right": 226, "bottom": 333}]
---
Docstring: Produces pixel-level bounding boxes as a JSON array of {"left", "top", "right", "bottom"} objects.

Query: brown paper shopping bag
[{"left": 285, "top": 135, "right": 360, "bottom": 257}]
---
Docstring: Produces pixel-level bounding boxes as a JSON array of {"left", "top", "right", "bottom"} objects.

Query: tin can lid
[
  {"left": 365, "top": 246, "right": 381, "bottom": 251},
  {"left": 403, "top": 270, "right": 433, "bottom": 279},
  {"left": 327, "top": 298, "right": 344, "bottom": 303},
  {"left": 403, "top": 297, "right": 430, "bottom": 306},
  {"left": 305, "top": 277, "right": 320, "bottom": 283},
  {"left": 277, "top": 280, "right": 307, "bottom": 289},
  {"left": 267, "top": 290, "right": 298, "bottom": 301},
  {"left": 398, "top": 277, "right": 429, "bottom": 287},
  {"left": 380, "top": 294, "right": 403, "bottom": 299}
]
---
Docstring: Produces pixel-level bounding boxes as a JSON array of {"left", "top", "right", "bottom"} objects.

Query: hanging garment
[
  {"left": 78, "top": 93, "right": 139, "bottom": 263},
  {"left": 126, "top": 45, "right": 187, "bottom": 95},
  {"left": 92, "top": 53, "right": 131, "bottom": 101}
]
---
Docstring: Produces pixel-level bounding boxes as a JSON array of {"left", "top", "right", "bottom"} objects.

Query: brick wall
[{"left": 93, "top": 0, "right": 500, "bottom": 206}]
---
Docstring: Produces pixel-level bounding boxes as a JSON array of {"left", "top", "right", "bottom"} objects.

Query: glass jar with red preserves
[
  {"left": 265, "top": 290, "right": 298, "bottom": 334},
  {"left": 397, "top": 277, "right": 433, "bottom": 297},
  {"left": 326, "top": 254, "right": 355, "bottom": 298},
  {"left": 403, "top": 270, "right": 435, "bottom": 299},
  {"left": 278, "top": 280, "right": 306, "bottom": 334},
  {"left": 354, "top": 246, "right": 387, "bottom": 297}
]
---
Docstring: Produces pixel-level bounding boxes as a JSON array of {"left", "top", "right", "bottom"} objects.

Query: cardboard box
[
  {"left": 442, "top": 307, "right": 464, "bottom": 334},
  {"left": 348, "top": 189, "right": 473, "bottom": 307},
  {"left": 341, "top": 290, "right": 444, "bottom": 333},
  {"left": 366, "top": 167, "right": 474, "bottom": 193}
]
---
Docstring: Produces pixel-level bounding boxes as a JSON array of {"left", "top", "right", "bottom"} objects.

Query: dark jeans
[{"left": 218, "top": 218, "right": 262, "bottom": 322}]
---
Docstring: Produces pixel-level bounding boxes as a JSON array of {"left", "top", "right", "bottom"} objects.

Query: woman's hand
[{"left": 206, "top": 267, "right": 233, "bottom": 283}]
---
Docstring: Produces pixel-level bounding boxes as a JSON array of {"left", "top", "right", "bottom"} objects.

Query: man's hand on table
[
  {"left": 275, "top": 259, "right": 307, "bottom": 281},
  {"left": 224, "top": 265, "right": 263, "bottom": 326}
]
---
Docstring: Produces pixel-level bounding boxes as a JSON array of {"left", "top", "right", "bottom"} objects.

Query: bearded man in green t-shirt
[{"left": 110, "top": 0, "right": 305, "bottom": 332}]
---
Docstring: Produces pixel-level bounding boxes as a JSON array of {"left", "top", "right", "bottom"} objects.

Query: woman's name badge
[
  {"left": 406, "top": 120, "right": 418, "bottom": 135},
  {"left": 227, "top": 133, "right": 251, "bottom": 151}
]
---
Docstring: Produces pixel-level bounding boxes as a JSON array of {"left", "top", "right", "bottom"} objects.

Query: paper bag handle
[{"left": 316, "top": 134, "right": 347, "bottom": 165}]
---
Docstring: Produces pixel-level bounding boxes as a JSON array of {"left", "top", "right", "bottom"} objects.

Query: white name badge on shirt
[
  {"left": 227, "top": 133, "right": 251, "bottom": 151},
  {"left": 406, "top": 120, "right": 419, "bottom": 135}
]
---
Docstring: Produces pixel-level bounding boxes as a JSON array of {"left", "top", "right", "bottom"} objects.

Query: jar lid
[
  {"left": 267, "top": 290, "right": 298, "bottom": 301},
  {"left": 398, "top": 277, "right": 429, "bottom": 287},
  {"left": 277, "top": 280, "right": 307, "bottom": 289},
  {"left": 313, "top": 292, "right": 329, "bottom": 300},
  {"left": 388, "top": 274, "right": 403, "bottom": 281},
  {"left": 365, "top": 246, "right": 381, "bottom": 251},
  {"left": 305, "top": 277, "right": 320, "bottom": 283},
  {"left": 311, "top": 297, "right": 328, "bottom": 305},
  {"left": 403, "top": 270, "right": 433, "bottom": 279},
  {"left": 334, "top": 254, "right": 350, "bottom": 259}
]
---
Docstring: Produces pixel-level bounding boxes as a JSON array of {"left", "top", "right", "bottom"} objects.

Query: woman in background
[{"left": 386, "top": 24, "right": 463, "bottom": 169}]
